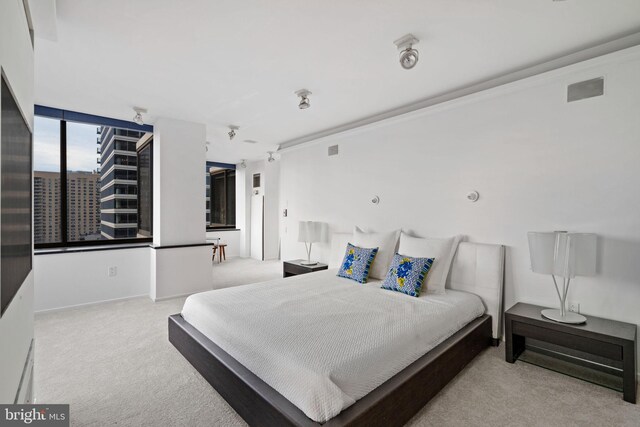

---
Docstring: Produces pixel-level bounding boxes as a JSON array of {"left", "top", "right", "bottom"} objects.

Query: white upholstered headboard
[{"left": 447, "top": 242, "right": 505, "bottom": 339}]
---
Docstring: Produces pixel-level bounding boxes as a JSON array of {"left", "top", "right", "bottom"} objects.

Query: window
[
  {"left": 33, "top": 117, "right": 61, "bottom": 244},
  {"left": 33, "top": 106, "right": 153, "bottom": 248},
  {"left": 137, "top": 136, "right": 152, "bottom": 237},
  {"left": 206, "top": 165, "right": 236, "bottom": 229}
]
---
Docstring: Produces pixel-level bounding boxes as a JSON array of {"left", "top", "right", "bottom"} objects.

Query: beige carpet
[{"left": 34, "top": 258, "right": 639, "bottom": 426}]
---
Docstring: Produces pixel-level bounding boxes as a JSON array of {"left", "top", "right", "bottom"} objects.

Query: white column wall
[{"left": 150, "top": 117, "right": 212, "bottom": 300}]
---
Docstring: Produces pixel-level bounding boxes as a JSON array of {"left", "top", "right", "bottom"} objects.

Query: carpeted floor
[{"left": 34, "top": 258, "right": 639, "bottom": 426}]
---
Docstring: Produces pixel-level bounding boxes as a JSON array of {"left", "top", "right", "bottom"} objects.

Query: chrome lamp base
[
  {"left": 541, "top": 309, "right": 586, "bottom": 324},
  {"left": 300, "top": 260, "right": 318, "bottom": 266}
]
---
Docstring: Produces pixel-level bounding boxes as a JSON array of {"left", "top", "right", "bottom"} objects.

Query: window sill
[{"left": 34, "top": 242, "right": 151, "bottom": 255}]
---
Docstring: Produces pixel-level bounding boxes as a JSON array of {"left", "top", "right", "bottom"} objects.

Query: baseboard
[
  {"left": 35, "top": 294, "right": 149, "bottom": 314},
  {"left": 152, "top": 292, "right": 198, "bottom": 302}
]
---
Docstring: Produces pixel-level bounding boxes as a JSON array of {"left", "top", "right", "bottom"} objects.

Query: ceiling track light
[
  {"left": 267, "top": 151, "right": 276, "bottom": 163},
  {"left": 240, "top": 159, "right": 247, "bottom": 168},
  {"left": 228, "top": 125, "right": 239, "bottom": 141},
  {"left": 132, "top": 107, "right": 147, "bottom": 125},
  {"left": 295, "top": 89, "right": 312, "bottom": 110},
  {"left": 394, "top": 34, "right": 420, "bottom": 70}
]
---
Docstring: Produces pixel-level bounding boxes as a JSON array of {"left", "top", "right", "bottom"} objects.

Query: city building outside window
[{"left": 34, "top": 108, "right": 153, "bottom": 248}]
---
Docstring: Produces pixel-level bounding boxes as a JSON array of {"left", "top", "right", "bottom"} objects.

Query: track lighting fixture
[
  {"left": 295, "top": 89, "right": 312, "bottom": 110},
  {"left": 132, "top": 107, "right": 147, "bottom": 125},
  {"left": 228, "top": 125, "right": 239, "bottom": 141},
  {"left": 240, "top": 159, "right": 247, "bottom": 168},
  {"left": 394, "top": 34, "right": 420, "bottom": 70},
  {"left": 267, "top": 151, "right": 275, "bottom": 163}
]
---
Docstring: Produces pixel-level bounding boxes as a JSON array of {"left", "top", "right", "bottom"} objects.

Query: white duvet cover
[{"left": 181, "top": 269, "right": 485, "bottom": 422}]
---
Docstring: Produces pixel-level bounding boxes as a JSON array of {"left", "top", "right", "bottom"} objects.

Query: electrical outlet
[
  {"left": 568, "top": 302, "right": 580, "bottom": 313},
  {"left": 108, "top": 266, "right": 117, "bottom": 277}
]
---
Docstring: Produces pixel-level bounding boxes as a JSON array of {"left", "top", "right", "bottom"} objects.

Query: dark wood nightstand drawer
[
  {"left": 283, "top": 260, "right": 328, "bottom": 278},
  {"left": 511, "top": 320, "right": 623, "bottom": 361}
]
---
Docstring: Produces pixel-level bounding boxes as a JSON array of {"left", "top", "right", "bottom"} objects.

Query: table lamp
[
  {"left": 527, "top": 231, "right": 597, "bottom": 324},
  {"left": 298, "top": 221, "right": 327, "bottom": 266}
]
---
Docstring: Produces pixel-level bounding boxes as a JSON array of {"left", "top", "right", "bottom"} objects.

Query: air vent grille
[
  {"left": 567, "top": 77, "right": 604, "bottom": 102},
  {"left": 328, "top": 145, "right": 339, "bottom": 156}
]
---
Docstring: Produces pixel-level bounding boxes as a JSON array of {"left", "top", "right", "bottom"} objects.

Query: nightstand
[
  {"left": 505, "top": 302, "right": 637, "bottom": 403},
  {"left": 283, "top": 260, "right": 328, "bottom": 278}
]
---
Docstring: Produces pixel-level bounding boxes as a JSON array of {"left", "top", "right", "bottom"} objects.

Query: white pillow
[
  {"left": 398, "top": 232, "right": 462, "bottom": 294},
  {"left": 352, "top": 227, "right": 400, "bottom": 280},
  {"left": 329, "top": 233, "right": 352, "bottom": 268}
]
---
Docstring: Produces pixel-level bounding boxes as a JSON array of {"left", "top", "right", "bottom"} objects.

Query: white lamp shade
[
  {"left": 528, "top": 231, "right": 596, "bottom": 278},
  {"left": 298, "top": 221, "right": 328, "bottom": 243}
]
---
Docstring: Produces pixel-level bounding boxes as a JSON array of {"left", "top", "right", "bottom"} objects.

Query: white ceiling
[{"left": 32, "top": 0, "right": 640, "bottom": 163}]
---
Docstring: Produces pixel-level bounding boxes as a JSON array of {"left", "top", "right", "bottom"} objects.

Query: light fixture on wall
[
  {"left": 295, "top": 89, "right": 312, "bottom": 109},
  {"left": 394, "top": 34, "right": 420, "bottom": 70},
  {"left": 267, "top": 151, "right": 275, "bottom": 162},
  {"left": 239, "top": 159, "right": 247, "bottom": 168},
  {"left": 527, "top": 231, "right": 597, "bottom": 324},
  {"left": 228, "top": 125, "right": 239, "bottom": 141},
  {"left": 132, "top": 107, "right": 147, "bottom": 125}
]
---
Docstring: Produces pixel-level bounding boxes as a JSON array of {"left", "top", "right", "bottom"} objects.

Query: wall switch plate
[
  {"left": 108, "top": 266, "right": 117, "bottom": 277},
  {"left": 568, "top": 302, "right": 580, "bottom": 313}
]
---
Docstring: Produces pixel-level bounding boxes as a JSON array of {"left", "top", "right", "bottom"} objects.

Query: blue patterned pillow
[
  {"left": 337, "top": 243, "right": 379, "bottom": 283},
  {"left": 381, "top": 253, "right": 434, "bottom": 297}
]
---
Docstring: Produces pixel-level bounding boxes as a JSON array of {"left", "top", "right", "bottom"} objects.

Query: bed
[{"left": 169, "top": 241, "right": 504, "bottom": 426}]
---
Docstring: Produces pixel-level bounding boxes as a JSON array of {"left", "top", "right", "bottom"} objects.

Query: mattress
[{"left": 181, "top": 269, "right": 485, "bottom": 422}]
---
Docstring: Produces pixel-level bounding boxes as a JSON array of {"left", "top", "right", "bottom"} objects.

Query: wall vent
[
  {"left": 567, "top": 77, "right": 604, "bottom": 102},
  {"left": 328, "top": 145, "right": 339, "bottom": 156},
  {"left": 252, "top": 173, "right": 261, "bottom": 188}
]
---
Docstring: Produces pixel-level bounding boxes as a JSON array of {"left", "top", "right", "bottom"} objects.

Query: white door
[{"left": 250, "top": 194, "right": 264, "bottom": 260}]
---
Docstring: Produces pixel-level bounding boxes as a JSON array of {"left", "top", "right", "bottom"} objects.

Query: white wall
[
  {"left": 153, "top": 117, "right": 207, "bottom": 246},
  {"left": 0, "top": 0, "right": 34, "bottom": 403},
  {"left": 34, "top": 248, "right": 149, "bottom": 312},
  {"left": 234, "top": 167, "right": 248, "bottom": 257},
  {"left": 242, "top": 159, "right": 280, "bottom": 259},
  {"left": 279, "top": 46, "right": 640, "bottom": 373},
  {"left": 151, "top": 117, "right": 212, "bottom": 300}
]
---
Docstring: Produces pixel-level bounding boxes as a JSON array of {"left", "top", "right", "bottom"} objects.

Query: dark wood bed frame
[{"left": 169, "top": 313, "right": 495, "bottom": 427}]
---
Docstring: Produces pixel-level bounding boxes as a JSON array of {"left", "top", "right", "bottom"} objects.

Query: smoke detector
[
  {"left": 228, "top": 125, "right": 239, "bottom": 140},
  {"left": 394, "top": 34, "right": 420, "bottom": 70},
  {"left": 295, "top": 89, "right": 312, "bottom": 109}
]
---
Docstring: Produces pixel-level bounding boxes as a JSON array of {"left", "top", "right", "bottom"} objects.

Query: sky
[{"left": 34, "top": 116, "right": 102, "bottom": 172}]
